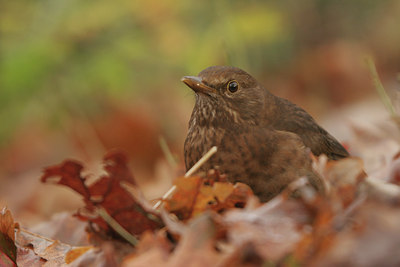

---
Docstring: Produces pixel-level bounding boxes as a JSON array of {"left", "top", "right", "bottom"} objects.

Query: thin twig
[
  {"left": 159, "top": 136, "right": 178, "bottom": 168},
  {"left": 153, "top": 146, "right": 218, "bottom": 209},
  {"left": 96, "top": 207, "right": 139, "bottom": 246},
  {"left": 184, "top": 146, "right": 218, "bottom": 177},
  {"left": 366, "top": 57, "right": 396, "bottom": 116},
  {"left": 152, "top": 186, "right": 177, "bottom": 210}
]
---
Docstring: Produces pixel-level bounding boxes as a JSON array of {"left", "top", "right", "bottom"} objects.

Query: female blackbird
[{"left": 182, "top": 66, "right": 348, "bottom": 201}]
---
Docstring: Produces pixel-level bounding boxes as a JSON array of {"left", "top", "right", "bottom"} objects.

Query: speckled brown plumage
[{"left": 182, "top": 66, "right": 348, "bottom": 201}]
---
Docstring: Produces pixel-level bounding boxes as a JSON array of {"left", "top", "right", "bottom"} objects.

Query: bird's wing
[
  {"left": 306, "top": 128, "right": 349, "bottom": 160},
  {"left": 253, "top": 128, "right": 325, "bottom": 196},
  {"left": 271, "top": 98, "right": 349, "bottom": 160}
]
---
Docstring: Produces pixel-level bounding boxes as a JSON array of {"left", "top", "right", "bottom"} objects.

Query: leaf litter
[{"left": 2, "top": 120, "right": 400, "bottom": 266}]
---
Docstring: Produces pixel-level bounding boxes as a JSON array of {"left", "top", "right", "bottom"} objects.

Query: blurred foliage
[{"left": 0, "top": 0, "right": 399, "bottom": 147}]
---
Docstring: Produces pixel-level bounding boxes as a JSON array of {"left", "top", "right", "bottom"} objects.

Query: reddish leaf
[
  {"left": 41, "top": 151, "right": 163, "bottom": 241},
  {"left": 103, "top": 151, "right": 136, "bottom": 185},
  {"left": 87, "top": 176, "right": 161, "bottom": 235},
  {"left": 41, "top": 160, "right": 90, "bottom": 199}
]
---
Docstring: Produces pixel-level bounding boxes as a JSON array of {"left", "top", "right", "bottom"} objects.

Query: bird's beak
[{"left": 181, "top": 76, "right": 215, "bottom": 95}]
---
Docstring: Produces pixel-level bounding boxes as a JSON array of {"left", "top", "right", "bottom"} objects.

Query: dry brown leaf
[
  {"left": 0, "top": 208, "right": 17, "bottom": 267},
  {"left": 166, "top": 213, "right": 225, "bottom": 267},
  {"left": 294, "top": 157, "right": 369, "bottom": 264},
  {"left": 15, "top": 228, "right": 95, "bottom": 266},
  {"left": 387, "top": 155, "right": 400, "bottom": 185},
  {"left": 30, "top": 212, "right": 88, "bottom": 246},
  {"left": 308, "top": 201, "right": 400, "bottom": 267},
  {"left": 16, "top": 248, "right": 43, "bottom": 267},
  {"left": 164, "top": 176, "right": 253, "bottom": 221},
  {"left": 325, "top": 157, "right": 366, "bottom": 208},
  {"left": 122, "top": 213, "right": 230, "bottom": 267},
  {"left": 223, "top": 196, "right": 310, "bottom": 262},
  {"left": 121, "top": 231, "right": 172, "bottom": 267}
]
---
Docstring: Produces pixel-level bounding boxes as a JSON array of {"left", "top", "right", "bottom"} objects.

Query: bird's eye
[{"left": 227, "top": 80, "right": 239, "bottom": 93}]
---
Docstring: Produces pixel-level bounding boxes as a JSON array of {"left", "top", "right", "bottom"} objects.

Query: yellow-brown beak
[{"left": 181, "top": 76, "right": 215, "bottom": 95}]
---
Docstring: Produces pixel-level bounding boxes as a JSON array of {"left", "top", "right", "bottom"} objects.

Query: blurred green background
[{"left": 1, "top": 0, "right": 400, "bottom": 178}]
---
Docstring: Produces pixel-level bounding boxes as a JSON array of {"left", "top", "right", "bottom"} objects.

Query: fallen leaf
[
  {"left": 121, "top": 230, "right": 172, "bottom": 267},
  {"left": 308, "top": 201, "right": 400, "bottom": 267},
  {"left": 0, "top": 208, "right": 17, "bottom": 267},
  {"left": 163, "top": 177, "right": 202, "bottom": 220},
  {"left": 122, "top": 213, "right": 230, "bottom": 267},
  {"left": 41, "top": 151, "right": 163, "bottom": 242},
  {"left": 15, "top": 228, "right": 95, "bottom": 266},
  {"left": 223, "top": 195, "right": 309, "bottom": 262},
  {"left": 164, "top": 177, "right": 253, "bottom": 221},
  {"left": 41, "top": 160, "right": 90, "bottom": 199},
  {"left": 16, "top": 247, "right": 43, "bottom": 267},
  {"left": 65, "top": 246, "right": 93, "bottom": 264},
  {"left": 30, "top": 212, "right": 88, "bottom": 246}
]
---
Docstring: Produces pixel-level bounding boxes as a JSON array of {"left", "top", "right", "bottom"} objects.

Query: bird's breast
[{"left": 184, "top": 125, "right": 224, "bottom": 170}]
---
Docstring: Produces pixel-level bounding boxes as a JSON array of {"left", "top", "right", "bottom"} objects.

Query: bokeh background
[{"left": 1, "top": 0, "right": 400, "bottom": 225}]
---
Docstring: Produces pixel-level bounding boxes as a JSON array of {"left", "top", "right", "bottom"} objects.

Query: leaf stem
[
  {"left": 159, "top": 136, "right": 178, "bottom": 168},
  {"left": 96, "top": 207, "right": 138, "bottom": 246},
  {"left": 366, "top": 57, "right": 396, "bottom": 116}
]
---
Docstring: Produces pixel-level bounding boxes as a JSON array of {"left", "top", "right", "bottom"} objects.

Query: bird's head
[{"left": 182, "top": 66, "right": 266, "bottom": 126}]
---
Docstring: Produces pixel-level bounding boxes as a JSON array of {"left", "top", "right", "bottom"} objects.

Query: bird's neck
[
  {"left": 261, "top": 93, "right": 285, "bottom": 125},
  {"left": 189, "top": 95, "right": 243, "bottom": 130}
]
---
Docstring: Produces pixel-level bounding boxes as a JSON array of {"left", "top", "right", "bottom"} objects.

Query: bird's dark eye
[{"left": 227, "top": 80, "right": 239, "bottom": 93}]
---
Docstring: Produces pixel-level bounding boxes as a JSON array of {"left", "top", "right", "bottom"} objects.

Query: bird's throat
[{"left": 191, "top": 96, "right": 243, "bottom": 129}]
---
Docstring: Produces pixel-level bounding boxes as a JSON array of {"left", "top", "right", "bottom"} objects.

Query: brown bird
[{"left": 182, "top": 66, "right": 349, "bottom": 201}]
